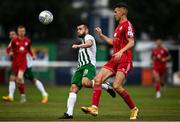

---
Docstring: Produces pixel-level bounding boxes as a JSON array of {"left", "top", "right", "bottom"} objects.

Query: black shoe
[
  {"left": 105, "top": 82, "right": 116, "bottom": 98},
  {"left": 58, "top": 113, "right": 73, "bottom": 119}
]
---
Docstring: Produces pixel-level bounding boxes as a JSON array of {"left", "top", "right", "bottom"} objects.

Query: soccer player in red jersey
[
  {"left": 3, "top": 30, "right": 48, "bottom": 103},
  {"left": 7, "top": 25, "right": 35, "bottom": 103},
  {"left": 151, "top": 39, "right": 171, "bottom": 98},
  {"left": 81, "top": 2, "right": 139, "bottom": 120}
]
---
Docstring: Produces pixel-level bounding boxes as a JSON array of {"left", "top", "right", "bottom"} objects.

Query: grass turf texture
[{"left": 0, "top": 85, "right": 180, "bottom": 121}]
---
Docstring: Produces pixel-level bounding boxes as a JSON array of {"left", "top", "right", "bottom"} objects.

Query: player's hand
[
  {"left": 95, "top": 27, "right": 103, "bottom": 36},
  {"left": 113, "top": 50, "right": 123, "bottom": 61},
  {"left": 72, "top": 44, "right": 80, "bottom": 49},
  {"left": 32, "top": 55, "right": 36, "bottom": 60},
  {"left": 157, "top": 55, "right": 161, "bottom": 59},
  {"left": 9, "top": 52, "right": 13, "bottom": 56},
  {"left": 161, "top": 58, "right": 166, "bottom": 62},
  {"left": 152, "top": 57, "right": 156, "bottom": 60}
]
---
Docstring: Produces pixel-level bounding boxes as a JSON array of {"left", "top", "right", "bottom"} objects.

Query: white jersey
[
  {"left": 26, "top": 54, "right": 33, "bottom": 68},
  {"left": 78, "top": 34, "right": 96, "bottom": 67}
]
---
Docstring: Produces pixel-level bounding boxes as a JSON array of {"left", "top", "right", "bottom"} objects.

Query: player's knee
[
  {"left": 112, "top": 83, "right": 119, "bottom": 90},
  {"left": 31, "top": 79, "right": 36, "bottom": 85},
  {"left": 113, "top": 82, "right": 122, "bottom": 90},
  {"left": 82, "top": 79, "right": 92, "bottom": 88},
  {"left": 82, "top": 82, "right": 90, "bottom": 87},
  {"left": 70, "top": 84, "right": 79, "bottom": 93},
  {"left": 113, "top": 83, "right": 124, "bottom": 93},
  {"left": 17, "top": 76, "right": 23, "bottom": 83},
  {"left": 155, "top": 76, "right": 160, "bottom": 82},
  {"left": 94, "top": 76, "right": 102, "bottom": 84},
  {"left": 82, "top": 80, "right": 92, "bottom": 88},
  {"left": 10, "top": 75, "right": 16, "bottom": 81}
]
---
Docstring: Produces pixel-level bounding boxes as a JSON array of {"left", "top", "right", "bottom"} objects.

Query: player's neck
[
  {"left": 157, "top": 46, "right": 162, "bottom": 48},
  {"left": 19, "top": 36, "right": 24, "bottom": 40},
  {"left": 119, "top": 16, "right": 127, "bottom": 23}
]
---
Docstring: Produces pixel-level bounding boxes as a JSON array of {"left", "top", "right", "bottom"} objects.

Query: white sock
[
  {"left": 35, "top": 80, "right": 48, "bottom": 97},
  {"left": 102, "top": 83, "right": 109, "bottom": 90},
  {"left": 9, "top": 81, "right": 16, "bottom": 98},
  {"left": 156, "top": 91, "right": 161, "bottom": 98},
  {"left": 92, "top": 80, "right": 109, "bottom": 90},
  {"left": 21, "top": 94, "right": 26, "bottom": 97},
  {"left": 66, "top": 92, "right": 77, "bottom": 116},
  {"left": 20, "top": 94, "right": 26, "bottom": 102}
]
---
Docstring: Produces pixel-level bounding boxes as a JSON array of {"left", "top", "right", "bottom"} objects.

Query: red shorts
[
  {"left": 103, "top": 58, "right": 133, "bottom": 76},
  {"left": 153, "top": 66, "right": 166, "bottom": 77},
  {"left": 12, "top": 61, "right": 27, "bottom": 75}
]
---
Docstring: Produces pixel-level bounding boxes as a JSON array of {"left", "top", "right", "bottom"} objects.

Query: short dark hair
[
  {"left": 9, "top": 29, "right": 16, "bottom": 33},
  {"left": 114, "top": 2, "right": 128, "bottom": 9},
  {"left": 76, "top": 22, "right": 89, "bottom": 28}
]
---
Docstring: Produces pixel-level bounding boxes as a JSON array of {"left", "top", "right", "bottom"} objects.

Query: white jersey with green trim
[
  {"left": 78, "top": 34, "right": 96, "bottom": 67},
  {"left": 26, "top": 54, "right": 33, "bottom": 68}
]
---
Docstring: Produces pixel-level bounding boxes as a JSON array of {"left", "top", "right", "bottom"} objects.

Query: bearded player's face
[
  {"left": 18, "top": 28, "right": 26, "bottom": 37},
  {"left": 77, "top": 25, "right": 86, "bottom": 38}
]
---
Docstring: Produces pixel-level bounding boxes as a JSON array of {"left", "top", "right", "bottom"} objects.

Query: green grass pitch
[{"left": 0, "top": 85, "right": 180, "bottom": 121}]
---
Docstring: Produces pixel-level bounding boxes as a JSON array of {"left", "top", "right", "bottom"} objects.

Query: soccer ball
[{"left": 39, "top": 10, "right": 53, "bottom": 25}]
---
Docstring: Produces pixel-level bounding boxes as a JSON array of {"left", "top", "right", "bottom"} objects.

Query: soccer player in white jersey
[
  {"left": 2, "top": 30, "right": 48, "bottom": 103},
  {"left": 59, "top": 22, "right": 116, "bottom": 119}
]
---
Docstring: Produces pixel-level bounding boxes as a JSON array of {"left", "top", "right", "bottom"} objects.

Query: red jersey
[
  {"left": 151, "top": 47, "right": 169, "bottom": 69},
  {"left": 103, "top": 20, "right": 135, "bottom": 76},
  {"left": 113, "top": 20, "right": 135, "bottom": 63},
  {"left": 9, "top": 37, "right": 33, "bottom": 67}
]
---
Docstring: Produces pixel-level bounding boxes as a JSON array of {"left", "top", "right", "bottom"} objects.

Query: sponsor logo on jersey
[
  {"left": 128, "top": 26, "right": 134, "bottom": 37},
  {"left": 25, "top": 42, "right": 28, "bottom": 46},
  {"left": 119, "top": 26, "right": 123, "bottom": 30},
  {"left": 114, "top": 33, "right": 117, "bottom": 37},
  {"left": 19, "top": 46, "right": 25, "bottom": 51}
]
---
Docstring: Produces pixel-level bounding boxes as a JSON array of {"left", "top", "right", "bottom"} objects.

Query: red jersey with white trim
[
  {"left": 10, "top": 37, "right": 33, "bottom": 65},
  {"left": 151, "top": 47, "right": 169, "bottom": 69},
  {"left": 113, "top": 20, "right": 135, "bottom": 63}
]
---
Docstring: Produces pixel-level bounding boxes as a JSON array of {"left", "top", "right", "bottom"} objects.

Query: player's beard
[{"left": 78, "top": 33, "right": 85, "bottom": 38}]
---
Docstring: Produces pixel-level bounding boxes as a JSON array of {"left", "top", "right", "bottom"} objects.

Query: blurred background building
[{"left": 0, "top": 0, "right": 180, "bottom": 85}]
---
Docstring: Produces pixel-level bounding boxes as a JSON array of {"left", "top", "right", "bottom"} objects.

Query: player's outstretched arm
[
  {"left": 95, "top": 27, "right": 113, "bottom": 45},
  {"left": 72, "top": 40, "right": 93, "bottom": 49}
]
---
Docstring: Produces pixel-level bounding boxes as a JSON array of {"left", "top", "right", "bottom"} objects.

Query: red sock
[
  {"left": 18, "top": 83, "right": 25, "bottom": 94},
  {"left": 156, "top": 82, "right": 161, "bottom": 92},
  {"left": 120, "top": 90, "right": 135, "bottom": 109},
  {"left": 92, "top": 84, "right": 102, "bottom": 107}
]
